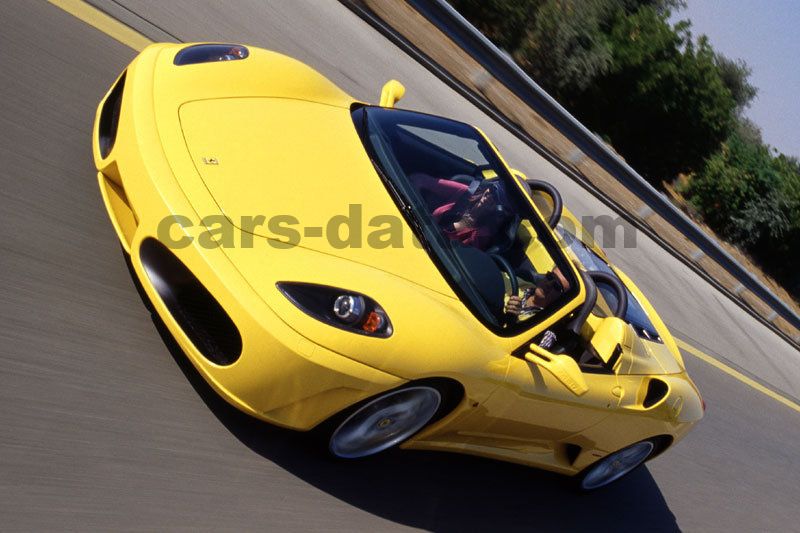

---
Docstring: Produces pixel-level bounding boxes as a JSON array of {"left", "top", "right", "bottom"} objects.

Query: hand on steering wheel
[{"left": 489, "top": 254, "right": 519, "bottom": 319}]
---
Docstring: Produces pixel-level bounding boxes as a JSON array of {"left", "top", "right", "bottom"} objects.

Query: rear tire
[{"left": 576, "top": 439, "right": 656, "bottom": 490}]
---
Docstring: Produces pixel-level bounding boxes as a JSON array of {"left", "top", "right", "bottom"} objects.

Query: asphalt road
[{"left": 1, "top": 1, "right": 799, "bottom": 531}]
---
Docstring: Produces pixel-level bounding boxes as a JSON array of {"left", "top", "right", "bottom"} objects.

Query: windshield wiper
[
  {"left": 371, "top": 162, "right": 432, "bottom": 252},
  {"left": 360, "top": 119, "right": 433, "bottom": 253}
]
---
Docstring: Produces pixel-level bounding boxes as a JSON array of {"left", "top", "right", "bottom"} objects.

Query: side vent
[
  {"left": 606, "top": 344, "right": 623, "bottom": 369},
  {"left": 98, "top": 72, "right": 126, "bottom": 159},
  {"left": 643, "top": 378, "right": 669, "bottom": 408},
  {"left": 564, "top": 443, "right": 582, "bottom": 465},
  {"left": 140, "top": 238, "right": 242, "bottom": 366}
]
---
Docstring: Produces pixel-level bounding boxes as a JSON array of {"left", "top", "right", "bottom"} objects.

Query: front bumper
[{"left": 92, "top": 48, "right": 404, "bottom": 430}]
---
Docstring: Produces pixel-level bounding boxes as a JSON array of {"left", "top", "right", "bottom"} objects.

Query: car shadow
[{"left": 147, "top": 309, "right": 679, "bottom": 533}]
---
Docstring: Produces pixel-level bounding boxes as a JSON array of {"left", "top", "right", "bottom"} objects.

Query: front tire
[
  {"left": 577, "top": 439, "right": 656, "bottom": 490},
  {"left": 327, "top": 385, "right": 444, "bottom": 459}
]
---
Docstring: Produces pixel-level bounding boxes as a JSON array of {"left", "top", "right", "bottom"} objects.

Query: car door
[{"left": 460, "top": 353, "right": 619, "bottom": 467}]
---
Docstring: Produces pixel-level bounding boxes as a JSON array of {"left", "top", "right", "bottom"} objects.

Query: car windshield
[
  {"left": 352, "top": 106, "right": 579, "bottom": 334},
  {"left": 558, "top": 227, "right": 662, "bottom": 342}
]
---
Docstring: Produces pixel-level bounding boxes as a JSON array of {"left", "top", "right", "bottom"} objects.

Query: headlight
[
  {"left": 277, "top": 282, "right": 392, "bottom": 337},
  {"left": 333, "top": 294, "right": 365, "bottom": 324}
]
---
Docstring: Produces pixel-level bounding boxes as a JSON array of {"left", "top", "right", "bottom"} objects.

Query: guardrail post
[
  {"left": 690, "top": 249, "right": 705, "bottom": 262},
  {"left": 636, "top": 205, "right": 654, "bottom": 220},
  {"left": 567, "top": 148, "right": 585, "bottom": 166}
]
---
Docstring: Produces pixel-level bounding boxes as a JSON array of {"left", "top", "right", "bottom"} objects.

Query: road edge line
[
  {"left": 47, "top": 0, "right": 152, "bottom": 51},
  {"left": 677, "top": 338, "right": 800, "bottom": 415}
]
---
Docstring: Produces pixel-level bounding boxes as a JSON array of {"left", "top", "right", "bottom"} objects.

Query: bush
[{"left": 685, "top": 132, "right": 800, "bottom": 293}]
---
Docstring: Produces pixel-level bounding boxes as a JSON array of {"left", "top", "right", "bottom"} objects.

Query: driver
[{"left": 504, "top": 267, "right": 570, "bottom": 318}]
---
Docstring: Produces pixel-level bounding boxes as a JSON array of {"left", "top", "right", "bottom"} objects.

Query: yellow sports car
[{"left": 93, "top": 43, "right": 703, "bottom": 490}]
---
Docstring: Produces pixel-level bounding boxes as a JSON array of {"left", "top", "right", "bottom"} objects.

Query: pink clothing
[{"left": 410, "top": 173, "right": 492, "bottom": 250}]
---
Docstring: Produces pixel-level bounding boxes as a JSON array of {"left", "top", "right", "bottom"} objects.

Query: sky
[{"left": 672, "top": 0, "right": 799, "bottom": 157}]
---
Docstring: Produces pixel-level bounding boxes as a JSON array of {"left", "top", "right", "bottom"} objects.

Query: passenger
[{"left": 410, "top": 173, "right": 512, "bottom": 250}]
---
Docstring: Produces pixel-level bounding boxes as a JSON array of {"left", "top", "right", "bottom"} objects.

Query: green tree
[
  {"left": 734, "top": 116, "right": 764, "bottom": 146},
  {"left": 513, "top": 1, "right": 614, "bottom": 93},
  {"left": 450, "top": 0, "right": 543, "bottom": 52},
  {"left": 562, "top": 10, "right": 736, "bottom": 180},
  {"left": 714, "top": 53, "right": 758, "bottom": 113}
]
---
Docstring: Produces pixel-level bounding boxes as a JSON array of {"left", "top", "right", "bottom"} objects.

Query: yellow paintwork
[
  {"left": 93, "top": 43, "right": 702, "bottom": 477},
  {"left": 588, "top": 317, "right": 627, "bottom": 362},
  {"left": 379, "top": 79, "right": 406, "bottom": 107},
  {"left": 525, "top": 346, "right": 589, "bottom": 396},
  {"left": 517, "top": 219, "right": 557, "bottom": 273}
]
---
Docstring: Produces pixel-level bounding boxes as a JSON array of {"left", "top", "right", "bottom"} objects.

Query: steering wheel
[{"left": 489, "top": 254, "right": 518, "bottom": 296}]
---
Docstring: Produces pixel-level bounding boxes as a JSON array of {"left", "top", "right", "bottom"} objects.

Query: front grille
[{"left": 140, "top": 238, "right": 242, "bottom": 366}]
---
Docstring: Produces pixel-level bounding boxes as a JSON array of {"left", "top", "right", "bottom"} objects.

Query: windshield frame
[{"left": 352, "top": 104, "right": 583, "bottom": 337}]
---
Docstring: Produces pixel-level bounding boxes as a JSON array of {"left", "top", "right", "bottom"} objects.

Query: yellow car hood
[
  {"left": 178, "top": 97, "right": 452, "bottom": 296},
  {"left": 618, "top": 334, "right": 684, "bottom": 375}
]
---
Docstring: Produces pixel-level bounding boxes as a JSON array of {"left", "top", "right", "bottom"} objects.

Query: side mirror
[
  {"left": 525, "top": 344, "right": 588, "bottom": 396},
  {"left": 590, "top": 316, "right": 629, "bottom": 364},
  {"left": 379, "top": 80, "right": 406, "bottom": 108}
]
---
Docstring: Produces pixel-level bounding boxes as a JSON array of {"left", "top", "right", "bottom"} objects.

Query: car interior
[
  {"left": 358, "top": 106, "right": 649, "bottom": 371},
  {"left": 389, "top": 122, "right": 557, "bottom": 287}
]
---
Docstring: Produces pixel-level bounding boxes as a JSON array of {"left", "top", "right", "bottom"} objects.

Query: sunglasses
[{"left": 544, "top": 271, "right": 565, "bottom": 296}]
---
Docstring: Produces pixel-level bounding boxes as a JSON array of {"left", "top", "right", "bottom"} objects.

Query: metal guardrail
[{"left": 403, "top": 0, "right": 800, "bottom": 335}]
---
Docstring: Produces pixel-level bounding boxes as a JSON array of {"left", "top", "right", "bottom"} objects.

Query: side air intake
[
  {"left": 643, "top": 378, "right": 669, "bottom": 408},
  {"left": 98, "top": 72, "right": 125, "bottom": 159},
  {"left": 140, "top": 238, "right": 242, "bottom": 365}
]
